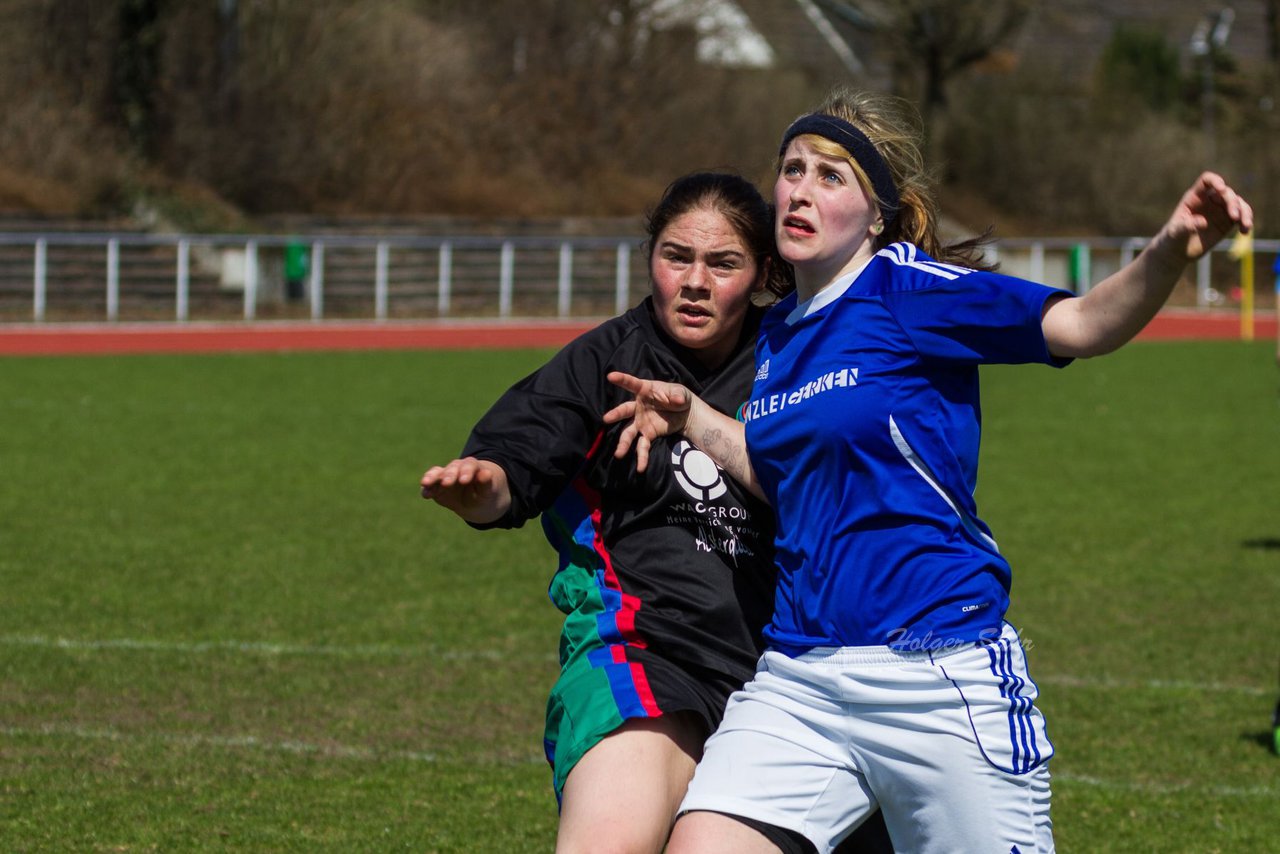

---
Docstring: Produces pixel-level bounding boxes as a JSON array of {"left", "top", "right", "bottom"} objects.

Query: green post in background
[
  {"left": 1069, "top": 243, "right": 1090, "bottom": 294},
  {"left": 284, "top": 240, "right": 309, "bottom": 302}
]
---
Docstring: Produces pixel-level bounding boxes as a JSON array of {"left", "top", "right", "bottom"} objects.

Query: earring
[{"left": 870, "top": 221, "right": 884, "bottom": 236}]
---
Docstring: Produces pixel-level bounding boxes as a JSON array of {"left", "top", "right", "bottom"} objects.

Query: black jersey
[{"left": 463, "top": 297, "right": 776, "bottom": 687}]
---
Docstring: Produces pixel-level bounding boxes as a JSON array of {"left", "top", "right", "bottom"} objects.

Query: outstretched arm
[
  {"left": 603, "top": 371, "right": 765, "bottom": 501},
  {"left": 1043, "top": 171, "right": 1253, "bottom": 358},
  {"left": 420, "top": 457, "right": 512, "bottom": 524}
]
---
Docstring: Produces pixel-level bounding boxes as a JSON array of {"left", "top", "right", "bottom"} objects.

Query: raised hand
[
  {"left": 420, "top": 457, "right": 511, "bottom": 524},
  {"left": 1044, "top": 172, "right": 1255, "bottom": 359},
  {"left": 604, "top": 371, "right": 765, "bottom": 499},
  {"left": 603, "top": 371, "right": 701, "bottom": 472},
  {"left": 1156, "top": 171, "right": 1253, "bottom": 261}
]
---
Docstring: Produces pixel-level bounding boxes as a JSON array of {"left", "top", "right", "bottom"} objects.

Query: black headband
[{"left": 778, "top": 114, "right": 900, "bottom": 226}]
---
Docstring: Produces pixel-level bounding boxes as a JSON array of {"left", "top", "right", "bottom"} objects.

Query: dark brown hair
[{"left": 645, "top": 171, "right": 794, "bottom": 300}]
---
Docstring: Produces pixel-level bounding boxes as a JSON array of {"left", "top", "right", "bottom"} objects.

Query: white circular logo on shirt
[{"left": 671, "top": 440, "right": 727, "bottom": 502}]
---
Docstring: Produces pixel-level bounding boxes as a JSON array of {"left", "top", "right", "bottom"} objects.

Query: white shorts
[{"left": 679, "top": 622, "right": 1054, "bottom": 854}]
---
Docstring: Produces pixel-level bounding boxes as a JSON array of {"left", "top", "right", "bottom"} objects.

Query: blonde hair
[{"left": 784, "top": 87, "right": 994, "bottom": 271}]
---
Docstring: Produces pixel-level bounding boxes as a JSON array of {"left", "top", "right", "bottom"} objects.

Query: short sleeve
[
  {"left": 461, "top": 326, "right": 619, "bottom": 528},
  {"left": 881, "top": 270, "right": 1072, "bottom": 366}
]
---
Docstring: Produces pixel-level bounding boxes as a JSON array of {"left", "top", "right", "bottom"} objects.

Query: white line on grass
[
  {"left": 1, "top": 635, "right": 1270, "bottom": 695},
  {"left": 0, "top": 633, "right": 557, "bottom": 662},
  {"left": 1055, "top": 772, "right": 1277, "bottom": 799},
  {"left": 1038, "top": 673, "right": 1271, "bottom": 697},
  {"left": 0, "top": 721, "right": 455, "bottom": 764},
  {"left": 4, "top": 721, "right": 1272, "bottom": 798}
]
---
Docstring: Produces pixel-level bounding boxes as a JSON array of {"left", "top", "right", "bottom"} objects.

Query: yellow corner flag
[{"left": 1228, "top": 230, "right": 1255, "bottom": 340}]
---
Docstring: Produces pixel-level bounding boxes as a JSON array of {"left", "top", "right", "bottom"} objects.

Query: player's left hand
[{"left": 1158, "top": 171, "right": 1253, "bottom": 261}]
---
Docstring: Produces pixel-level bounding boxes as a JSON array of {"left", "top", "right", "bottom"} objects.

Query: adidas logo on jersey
[{"left": 755, "top": 359, "right": 769, "bottom": 381}]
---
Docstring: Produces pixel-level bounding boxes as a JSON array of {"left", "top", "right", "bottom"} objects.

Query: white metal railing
[
  {"left": 0, "top": 232, "right": 648, "bottom": 323},
  {"left": 0, "top": 232, "right": 1275, "bottom": 324}
]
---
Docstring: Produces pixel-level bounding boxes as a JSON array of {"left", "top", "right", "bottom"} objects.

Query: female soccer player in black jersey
[{"left": 422, "top": 172, "right": 891, "bottom": 854}]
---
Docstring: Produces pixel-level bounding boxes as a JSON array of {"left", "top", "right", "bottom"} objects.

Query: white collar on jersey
[{"left": 785, "top": 254, "right": 874, "bottom": 325}]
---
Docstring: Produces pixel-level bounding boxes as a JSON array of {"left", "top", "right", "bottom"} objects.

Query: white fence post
[
  {"left": 176, "top": 239, "right": 190, "bottom": 322},
  {"left": 438, "top": 242, "right": 452, "bottom": 317},
  {"left": 557, "top": 242, "right": 572, "bottom": 318},
  {"left": 1196, "top": 253, "right": 1212, "bottom": 306},
  {"left": 1029, "top": 241, "right": 1044, "bottom": 286},
  {"left": 106, "top": 238, "right": 120, "bottom": 321},
  {"left": 499, "top": 241, "right": 514, "bottom": 318},
  {"left": 614, "top": 242, "right": 630, "bottom": 315},
  {"left": 375, "top": 241, "right": 389, "bottom": 321},
  {"left": 243, "top": 240, "right": 258, "bottom": 320},
  {"left": 310, "top": 241, "right": 324, "bottom": 320},
  {"left": 33, "top": 238, "right": 46, "bottom": 322}
]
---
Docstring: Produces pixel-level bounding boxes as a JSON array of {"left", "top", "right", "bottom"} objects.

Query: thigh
[
  {"left": 872, "top": 749, "right": 1052, "bottom": 853},
  {"left": 668, "top": 810, "right": 786, "bottom": 854},
  {"left": 678, "top": 655, "right": 877, "bottom": 854},
  {"left": 556, "top": 713, "right": 705, "bottom": 854},
  {"left": 545, "top": 645, "right": 733, "bottom": 801},
  {"left": 858, "top": 627, "right": 1054, "bottom": 852}
]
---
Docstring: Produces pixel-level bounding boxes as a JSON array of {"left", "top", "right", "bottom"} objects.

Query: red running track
[
  {"left": 0, "top": 320, "right": 601, "bottom": 355},
  {"left": 0, "top": 310, "right": 1275, "bottom": 356}
]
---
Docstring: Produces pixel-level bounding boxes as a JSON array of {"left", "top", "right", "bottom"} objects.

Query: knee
[{"left": 555, "top": 823, "right": 669, "bottom": 854}]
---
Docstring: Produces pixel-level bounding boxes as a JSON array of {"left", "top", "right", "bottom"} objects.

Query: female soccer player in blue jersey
[
  {"left": 605, "top": 88, "right": 1253, "bottom": 853},
  {"left": 420, "top": 171, "right": 891, "bottom": 854}
]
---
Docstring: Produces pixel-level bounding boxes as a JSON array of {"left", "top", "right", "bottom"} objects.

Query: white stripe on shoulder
[{"left": 876, "top": 243, "right": 973, "bottom": 280}]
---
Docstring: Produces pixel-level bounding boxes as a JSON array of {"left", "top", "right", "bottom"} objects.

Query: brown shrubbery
[{"left": 1, "top": 1, "right": 1275, "bottom": 236}]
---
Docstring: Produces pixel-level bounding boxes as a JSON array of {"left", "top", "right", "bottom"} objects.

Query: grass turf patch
[{"left": 2, "top": 340, "right": 1278, "bottom": 850}]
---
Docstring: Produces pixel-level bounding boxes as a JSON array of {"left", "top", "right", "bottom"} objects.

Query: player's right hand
[{"left": 420, "top": 457, "right": 511, "bottom": 523}]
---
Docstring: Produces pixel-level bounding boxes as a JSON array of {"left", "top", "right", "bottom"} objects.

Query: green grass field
[{"left": 2, "top": 341, "right": 1278, "bottom": 852}]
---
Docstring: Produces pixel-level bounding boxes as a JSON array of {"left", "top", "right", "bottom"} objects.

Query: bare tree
[
  {"left": 1268, "top": 0, "right": 1279, "bottom": 65},
  {"left": 215, "top": 0, "right": 239, "bottom": 124},
  {"left": 819, "top": 0, "right": 1031, "bottom": 135},
  {"left": 107, "top": 0, "right": 167, "bottom": 156}
]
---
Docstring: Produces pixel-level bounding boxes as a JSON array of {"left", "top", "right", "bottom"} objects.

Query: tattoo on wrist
[{"left": 700, "top": 427, "right": 743, "bottom": 476}]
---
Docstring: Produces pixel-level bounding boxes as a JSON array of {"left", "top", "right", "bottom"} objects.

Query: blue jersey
[{"left": 742, "top": 243, "right": 1071, "bottom": 653}]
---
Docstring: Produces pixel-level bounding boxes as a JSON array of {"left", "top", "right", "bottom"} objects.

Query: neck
[
  {"left": 794, "top": 246, "right": 878, "bottom": 302},
  {"left": 692, "top": 338, "right": 734, "bottom": 371}
]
